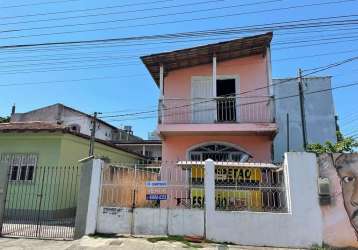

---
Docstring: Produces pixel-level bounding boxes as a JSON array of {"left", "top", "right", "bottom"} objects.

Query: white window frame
[
  {"left": 0, "top": 153, "right": 38, "bottom": 183},
  {"left": 191, "top": 75, "right": 240, "bottom": 123}
]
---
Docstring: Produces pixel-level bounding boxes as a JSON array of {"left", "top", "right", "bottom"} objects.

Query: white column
[
  {"left": 204, "top": 159, "right": 215, "bottom": 227},
  {"left": 212, "top": 56, "right": 217, "bottom": 97},
  {"left": 159, "top": 64, "right": 164, "bottom": 124},
  {"left": 212, "top": 56, "right": 217, "bottom": 121},
  {"left": 74, "top": 158, "right": 103, "bottom": 238}
]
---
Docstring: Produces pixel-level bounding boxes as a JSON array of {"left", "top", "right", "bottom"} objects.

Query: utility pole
[
  {"left": 298, "top": 68, "right": 308, "bottom": 150},
  {"left": 89, "top": 112, "right": 101, "bottom": 156},
  {"left": 286, "top": 113, "right": 290, "bottom": 152}
]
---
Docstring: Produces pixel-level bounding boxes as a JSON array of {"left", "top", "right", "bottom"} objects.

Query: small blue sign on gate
[{"left": 146, "top": 194, "right": 168, "bottom": 200}]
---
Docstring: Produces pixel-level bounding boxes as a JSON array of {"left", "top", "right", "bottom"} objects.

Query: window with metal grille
[
  {"left": 188, "top": 144, "right": 250, "bottom": 162},
  {"left": 0, "top": 153, "right": 38, "bottom": 182}
]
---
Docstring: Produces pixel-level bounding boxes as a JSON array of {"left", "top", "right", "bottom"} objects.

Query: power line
[
  {"left": 0, "top": 74, "right": 147, "bottom": 87},
  {"left": 98, "top": 55, "right": 358, "bottom": 119},
  {"left": 303, "top": 55, "right": 358, "bottom": 72},
  {"left": 0, "top": 0, "right": 80, "bottom": 9},
  {"left": 1, "top": 30, "right": 358, "bottom": 65},
  {"left": 0, "top": 25, "right": 356, "bottom": 57},
  {"left": 0, "top": 0, "right": 185, "bottom": 20},
  {"left": 1, "top": 15, "right": 358, "bottom": 51},
  {"left": 0, "top": 38, "right": 357, "bottom": 76},
  {"left": 0, "top": 0, "right": 271, "bottom": 27},
  {"left": 104, "top": 81, "right": 358, "bottom": 122},
  {"left": 2, "top": 32, "right": 358, "bottom": 69},
  {"left": 0, "top": 2, "right": 356, "bottom": 40},
  {"left": 0, "top": 0, "right": 282, "bottom": 35},
  {"left": 274, "top": 47, "right": 358, "bottom": 62}
]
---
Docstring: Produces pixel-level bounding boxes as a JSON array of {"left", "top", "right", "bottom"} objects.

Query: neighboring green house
[{"left": 0, "top": 122, "right": 145, "bottom": 220}]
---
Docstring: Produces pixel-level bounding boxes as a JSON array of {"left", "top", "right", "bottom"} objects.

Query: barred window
[
  {"left": 188, "top": 144, "right": 250, "bottom": 162},
  {"left": 0, "top": 153, "right": 38, "bottom": 182}
]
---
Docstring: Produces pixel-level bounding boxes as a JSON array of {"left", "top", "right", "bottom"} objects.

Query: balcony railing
[{"left": 158, "top": 97, "right": 273, "bottom": 124}]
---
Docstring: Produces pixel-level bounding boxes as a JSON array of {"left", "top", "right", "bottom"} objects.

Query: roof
[
  {"left": 0, "top": 122, "right": 147, "bottom": 159},
  {"left": 0, "top": 121, "right": 64, "bottom": 132},
  {"left": 113, "top": 140, "right": 162, "bottom": 145},
  {"left": 12, "top": 103, "right": 139, "bottom": 136},
  {"left": 141, "top": 32, "right": 273, "bottom": 85}
]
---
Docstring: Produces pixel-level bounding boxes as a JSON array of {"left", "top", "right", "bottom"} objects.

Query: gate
[{"left": 0, "top": 165, "right": 80, "bottom": 240}]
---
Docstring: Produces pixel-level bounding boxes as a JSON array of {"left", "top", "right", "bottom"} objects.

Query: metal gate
[{"left": 0, "top": 165, "right": 80, "bottom": 240}]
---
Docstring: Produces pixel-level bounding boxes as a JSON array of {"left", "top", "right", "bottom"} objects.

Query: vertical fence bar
[{"left": 35, "top": 166, "right": 46, "bottom": 238}]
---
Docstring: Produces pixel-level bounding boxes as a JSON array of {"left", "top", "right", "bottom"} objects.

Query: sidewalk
[{"left": 0, "top": 236, "right": 306, "bottom": 250}]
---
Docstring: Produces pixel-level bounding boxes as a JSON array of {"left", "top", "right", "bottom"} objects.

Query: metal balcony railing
[{"left": 158, "top": 97, "right": 273, "bottom": 124}]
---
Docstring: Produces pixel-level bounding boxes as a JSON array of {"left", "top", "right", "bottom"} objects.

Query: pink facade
[
  {"left": 162, "top": 134, "right": 273, "bottom": 162},
  {"left": 164, "top": 55, "right": 269, "bottom": 100},
  {"left": 141, "top": 33, "right": 276, "bottom": 162},
  {"left": 159, "top": 54, "right": 276, "bottom": 162}
]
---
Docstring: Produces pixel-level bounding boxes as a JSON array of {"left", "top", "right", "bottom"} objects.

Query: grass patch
[
  {"left": 147, "top": 235, "right": 203, "bottom": 248},
  {"left": 311, "top": 244, "right": 358, "bottom": 250}
]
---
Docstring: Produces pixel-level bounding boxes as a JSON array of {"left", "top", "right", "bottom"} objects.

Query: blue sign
[
  {"left": 146, "top": 194, "right": 167, "bottom": 200},
  {"left": 145, "top": 181, "right": 168, "bottom": 188}
]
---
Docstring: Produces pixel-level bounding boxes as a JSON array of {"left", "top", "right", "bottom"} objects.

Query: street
[{"left": 0, "top": 236, "right": 305, "bottom": 250}]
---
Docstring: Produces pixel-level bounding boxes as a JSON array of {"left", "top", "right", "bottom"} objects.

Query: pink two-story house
[{"left": 141, "top": 32, "right": 276, "bottom": 163}]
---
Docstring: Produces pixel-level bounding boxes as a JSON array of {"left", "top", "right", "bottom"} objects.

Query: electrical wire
[
  {"left": 0, "top": 2, "right": 357, "bottom": 40},
  {"left": 96, "top": 56, "right": 358, "bottom": 119},
  {"left": 104, "top": 81, "right": 358, "bottom": 122}
]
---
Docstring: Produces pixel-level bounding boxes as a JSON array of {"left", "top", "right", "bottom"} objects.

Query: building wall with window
[
  {"left": 164, "top": 55, "right": 269, "bottom": 102},
  {"left": 0, "top": 131, "right": 144, "bottom": 211},
  {"left": 11, "top": 103, "right": 142, "bottom": 142},
  {"left": 162, "top": 135, "right": 272, "bottom": 162},
  {"left": 160, "top": 55, "right": 273, "bottom": 162}
]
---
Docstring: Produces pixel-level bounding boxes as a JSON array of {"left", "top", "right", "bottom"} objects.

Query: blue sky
[{"left": 0, "top": 0, "right": 357, "bottom": 139}]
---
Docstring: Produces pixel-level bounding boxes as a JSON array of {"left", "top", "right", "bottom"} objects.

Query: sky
[{"left": 0, "top": 0, "right": 357, "bottom": 139}]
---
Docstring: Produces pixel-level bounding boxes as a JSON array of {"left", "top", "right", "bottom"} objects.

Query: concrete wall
[
  {"left": 96, "top": 207, "right": 204, "bottom": 237},
  {"left": 205, "top": 153, "right": 323, "bottom": 248},
  {"left": 273, "top": 77, "right": 337, "bottom": 162},
  {"left": 75, "top": 159, "right": 102, "bottom": 238},
  {"left": 93, "top": 154, "right": 323, "bottom": 248}
]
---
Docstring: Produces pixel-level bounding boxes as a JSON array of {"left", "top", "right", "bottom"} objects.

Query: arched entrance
[{"left": 187, "top": 142, "right": 251, "bottom": 162}]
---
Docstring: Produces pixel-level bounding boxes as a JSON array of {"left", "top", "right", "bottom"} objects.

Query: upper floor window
[{"left": 0, "top": 153, "right": 38, "bottom": 182}]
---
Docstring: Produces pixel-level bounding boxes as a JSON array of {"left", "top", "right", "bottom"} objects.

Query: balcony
[{"left": 158, "top": 97, "right": 276, "bottom": 136}]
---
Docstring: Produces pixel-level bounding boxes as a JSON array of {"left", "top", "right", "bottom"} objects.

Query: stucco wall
[
  {"left": 59, "top": 134, "right": 141, "bottom": 166},
  {"left": 205, "top": 152, "right": 323, "bottom": 248},
  {"left": 273, "top": 77, "right": 337, "bottom": 162},
  {"left": 162, "top": 134, "right": 272, "bottom": 162},
  {"left": 62, "top": 109, "right": 113, "bottom": 141},
  {"left": 0, "top": 132, "right": 142, "bottom": 211},
  {"left": 96, "top": 207, "right": 204, "bottom": 237},
  {"left": 0, "top": 133, "right": 62, "bottom": 166},
  {"left": 164, "top": 55, "right": 269, "bottom": 100}
]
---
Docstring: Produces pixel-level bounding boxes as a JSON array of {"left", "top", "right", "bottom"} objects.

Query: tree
[
  {"left": 0, "top": 116, "right": 10, "bottom": 123},
  {"left": 307, "top": 131, "right": 358, "bottom": 154}
]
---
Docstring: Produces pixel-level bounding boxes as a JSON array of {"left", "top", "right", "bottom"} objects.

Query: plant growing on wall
[{"left": 307, "top": 131, "right": 358, "bottom": 154}]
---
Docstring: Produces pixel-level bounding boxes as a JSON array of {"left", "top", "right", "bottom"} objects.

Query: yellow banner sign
[
  {"left": 191, "top": 166, "right": 262, "bottom": 182},
  {"left": 191, "top": 188, "right": 262, "bottom": 210}
]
